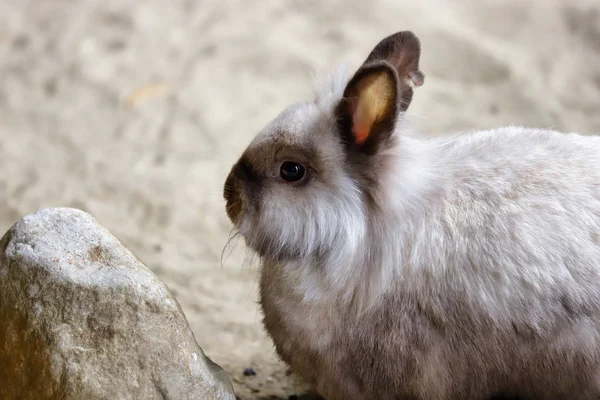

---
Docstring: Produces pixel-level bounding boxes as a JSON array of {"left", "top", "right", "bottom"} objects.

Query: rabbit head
[{"left": 223, "top": 31, "right": 429, "bottom": 305}]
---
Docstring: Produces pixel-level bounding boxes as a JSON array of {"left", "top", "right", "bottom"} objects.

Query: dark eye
[{"left": 279, "top": 161, "right": 306, "bottom": 182}]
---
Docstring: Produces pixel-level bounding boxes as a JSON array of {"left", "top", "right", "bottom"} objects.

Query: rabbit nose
[
  {"left": 224, "top": 171, "right": 242, "bottom": 222},
  {"left": 223, "top": 173, "right": 234, "bottom": 203}
]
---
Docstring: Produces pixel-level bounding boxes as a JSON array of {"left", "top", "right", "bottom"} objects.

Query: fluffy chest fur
[{"left": 259, "top": 127, "right": 600, "bottom": 400}]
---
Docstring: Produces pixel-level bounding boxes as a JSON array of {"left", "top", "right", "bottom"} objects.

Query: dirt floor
[{"left": 1, "top": 0, "right": 600, "bottom": 398}]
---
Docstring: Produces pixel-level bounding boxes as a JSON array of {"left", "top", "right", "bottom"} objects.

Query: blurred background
[{"left": 1, "top": 0, "right": 599, "bottom": 398}]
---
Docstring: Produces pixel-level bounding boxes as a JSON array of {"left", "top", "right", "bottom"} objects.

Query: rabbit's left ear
[{"left": 337, "top": 31, "right": 424, "bottom": 154}]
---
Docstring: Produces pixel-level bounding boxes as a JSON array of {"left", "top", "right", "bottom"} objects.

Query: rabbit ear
[{"left": 336, "top": 31, "right": 424, "bottom": 154}]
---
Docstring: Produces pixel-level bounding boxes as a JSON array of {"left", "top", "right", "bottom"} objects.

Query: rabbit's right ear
[{"left": 336, "top": 31, "right": 424, "bottom": 155}]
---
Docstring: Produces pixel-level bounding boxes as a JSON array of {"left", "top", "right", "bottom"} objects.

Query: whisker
[{"left": 220, "top": 229, "right": 241, "bottom": 268}]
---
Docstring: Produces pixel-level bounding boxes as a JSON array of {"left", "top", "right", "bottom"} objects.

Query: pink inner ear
[
  {"left": 354, "top": 121, "right": 370, "bottom": 145},
  {"left": 351, "top": 86, "right": 377, "bottom": 146},
  {"left": 348, "top": 68, "right": 396, "bottom": 146},
  {"left": 352, "top": 102, "right": 372, "bottom": 145}
]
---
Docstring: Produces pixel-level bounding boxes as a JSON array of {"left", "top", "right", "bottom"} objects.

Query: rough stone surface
[{"left": 0, "top": 207, "right": 236, "bottom": 400}]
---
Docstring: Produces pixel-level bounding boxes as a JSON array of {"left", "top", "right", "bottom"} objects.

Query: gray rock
[{"left": 0, "top": 207, "right": 236, "bottom": 400}]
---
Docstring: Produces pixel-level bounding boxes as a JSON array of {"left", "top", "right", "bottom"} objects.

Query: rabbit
[{"left": 222, "top": 30, "right": 600, "bottom": 400}]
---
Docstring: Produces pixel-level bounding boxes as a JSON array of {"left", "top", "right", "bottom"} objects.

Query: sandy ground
[{"left": 1, "top": 0, "right": 600, "bottom": 398}]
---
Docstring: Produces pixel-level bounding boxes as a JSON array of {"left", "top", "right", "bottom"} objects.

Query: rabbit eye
[{"left": 280, "top": 161, "right": 306, "bottom": 182}]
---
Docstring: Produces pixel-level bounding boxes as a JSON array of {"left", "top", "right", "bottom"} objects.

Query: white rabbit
[{"left": 223, "top": 30, "right": 600, "bottom": 400}]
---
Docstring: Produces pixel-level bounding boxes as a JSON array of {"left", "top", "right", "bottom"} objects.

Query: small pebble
[{"left": 243, "top": 367, "right": 256, "bottom": 376}]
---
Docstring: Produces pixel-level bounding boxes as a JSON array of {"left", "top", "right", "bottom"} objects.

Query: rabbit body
[{"left": 223, "top": 31, "right": 600, "bottom": 400}]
